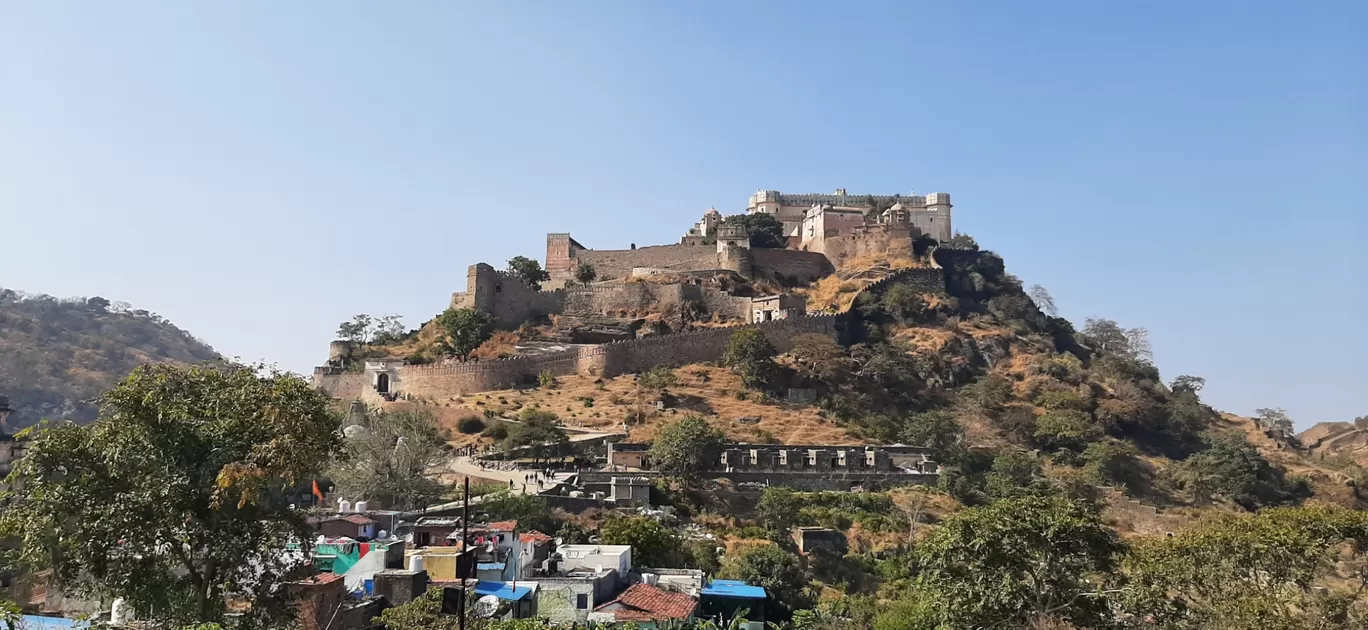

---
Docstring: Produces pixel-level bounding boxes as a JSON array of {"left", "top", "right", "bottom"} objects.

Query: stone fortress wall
[
  {"left": 318, "top": 187, "right": 959, "bottom": 402},
  {"left": 545, "top": 233, "right": 835, "bottom": 290},
  {"left": 451, "top": 263, "right": 754, "bottom": 329},
  {"left": 314, "top": 314, "right": 840, "bottom": 401}
]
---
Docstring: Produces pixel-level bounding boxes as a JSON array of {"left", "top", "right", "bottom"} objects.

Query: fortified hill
[{"left": 314, "top": 186, "right": 960, "bottom": 407}]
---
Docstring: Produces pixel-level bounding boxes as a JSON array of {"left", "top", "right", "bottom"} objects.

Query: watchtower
[{"left": 715, "top": 224, "right": 750, "bottom": 253}]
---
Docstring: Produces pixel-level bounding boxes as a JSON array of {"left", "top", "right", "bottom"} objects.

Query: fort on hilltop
[
  {"left": 315, "top": 186, "right": 962, "bottom": 403},
  {"left": 748, "top": 188, "right": 953, "bottom": 244}
]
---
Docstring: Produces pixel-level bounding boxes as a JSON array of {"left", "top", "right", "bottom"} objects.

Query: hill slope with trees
[{"left": 0, "top": 287, "right": 220, "bottom": 430}]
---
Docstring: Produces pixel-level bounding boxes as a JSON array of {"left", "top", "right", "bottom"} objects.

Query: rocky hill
[
  {"left": 0, "top": 288, "right": 220, "bottom": 430},
  {"left": 370, "top": 241, "right": 1366, "bottom": 523}
]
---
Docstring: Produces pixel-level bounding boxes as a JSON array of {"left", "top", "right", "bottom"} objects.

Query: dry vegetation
[{"left": 376, "top": 364, "right": 860, "bottom": 448}]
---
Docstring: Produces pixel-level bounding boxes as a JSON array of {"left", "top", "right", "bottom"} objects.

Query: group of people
[{"left": 506, "top": 470, "right": 553, "bottom": 494}]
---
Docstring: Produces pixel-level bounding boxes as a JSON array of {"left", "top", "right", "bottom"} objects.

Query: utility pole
[{"left": 460, "top": 476, "right": 469, "bottom": 630}]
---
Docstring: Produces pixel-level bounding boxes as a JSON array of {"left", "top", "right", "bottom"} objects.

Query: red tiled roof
[
  {"left": 291, "top": 573, "right": 345, "bottom": 586},
  {"left": 486, "top": 520, "right": 518, "bottom": 532},
  {"left": 339, "top": 514, "right": 375, "bottom": 525},
  {"left": 595, "top": 584, "right": 697, "bottom": 621},
  {"left": 521, "top": 530, "right": 553, "bottom": 544}
]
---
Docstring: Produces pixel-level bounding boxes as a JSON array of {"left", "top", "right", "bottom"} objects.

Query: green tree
[
  {"left": 370, "top": 314, "right": 407, "bottom": 345},
  {"left": 479, "top": 491, "right": 558, "bottom": 535},
  {"left": 787, "top": 333, "right": 849, "bottom": 384},
  {"left": 1175, "top": 432, "right": 1310, "bottom": 510},
  {"left": 373, "top": 587, "right": 462, "bottom": 630},
  {"left": 983, "top": 450, "right": 1049, "bottom": 499},
  {"left": 684, "top": 539, "right": 721, "bottom": 574},
  {"left": 880, "top": 284, "right": 928, "bottom": 322},
  {"left": 329, "top": 407, "right": 449, "bottom": 511},
  {"left": 755, "top": 486, "right": 802, "bottom": 534},
  {"left": 639, "top": 365, "right": 677, "bottom": 394},
  {"left": 718, "top": 545, "right": 812, "bottom": 620},
  {"left": 574, "top": 261, "right": 597, "bottom": 286},
  {"left": 722, "top": 329, "right": 777, "bottom": 390},
  {"left": 507, "top": 255, "right": 551, "bottom": 290},
  {"left": 503, "top": 408, "right": 567, "bottom": 461},
  {"left": 337, "top": 313, "right": 374, "bottom": 344},
  {"left": 1254, "top": 407, "right": 1294, "bottom": 434},
  {"left": 1033, "top": 409, "right": 1102, "bottom": 450},
  {"left": 599, "top": 516, "right": 681, "bottom": 567},
  {"left": 0, "top": 364, "right": 341, "bottom": 626},
  {"left": 434, "top": 307, "right": 495, "bottom": 361},
  {"left": 899, "top": 411, "right": 964, "bottom": 460},
  {"left": 944, "top": 232, "right": 978, "bottom": 250},
  {"left": 724, "top": 213, "right": 786, "bottom": 248},
  {"left": 648, "top": 415, "right": 725, "bottom": 480},
  {"left": 1122, "top": 505, "right": 1368, "bottom": 630},
  {"left": 1171, "top": 374, "right": 1206, "bottom": 394},
  {"left": 910, "top": 495, "right": 1124, "bottom": 629},
  {"left": 1080, "top": 439, "right": 1147, "bottom": 492}
]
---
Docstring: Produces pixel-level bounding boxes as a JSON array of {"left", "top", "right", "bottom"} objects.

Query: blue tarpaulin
[
  {"left": 474, "top": 580, "right": 534, "bottom": 601},
  {"left": 701, "top": 579, "right": 766, "bottom": 599},
  {"left": 20, "top": 617, "right": 91, "bottom": 630}
]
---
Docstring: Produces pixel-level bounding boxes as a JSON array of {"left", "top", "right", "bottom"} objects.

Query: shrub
[
  {"left": 456, "top": 416, "right": 486, "bottom": 434},
  {"left": 537, "top": 370, "right": 557, "bottom": 388},
  {"left": 1034, "top": 409, "right": 1102, "bottom": 450},
  {"left": 481, "top": 421, "right": 508, "bottom": 441}
]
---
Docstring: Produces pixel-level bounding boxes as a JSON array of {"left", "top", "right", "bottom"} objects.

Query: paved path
[{"left": 440, "top": 456, "right": 574, "bottom": 495}]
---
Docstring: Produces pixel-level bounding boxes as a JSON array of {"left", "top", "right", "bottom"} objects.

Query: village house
[{"left": 590, "top": 583, "right": 698, "bottom": 627}]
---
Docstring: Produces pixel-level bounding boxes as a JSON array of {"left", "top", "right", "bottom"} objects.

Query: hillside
[
  {"left": 0, "top": 288, "right": 220, "bottom": 430},
  {"left": 360, "top": 242, "right": 1368, "bottom": 525}
]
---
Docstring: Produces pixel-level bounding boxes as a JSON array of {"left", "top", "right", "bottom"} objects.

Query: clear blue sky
[{"left": 2, "top": 2, "right": 1364, "bottom": 429}]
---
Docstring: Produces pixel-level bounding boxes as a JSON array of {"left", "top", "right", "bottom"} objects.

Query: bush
[
  {"left": 456, "top": 416, "right": 486, "bottom": 434},
  {"left": 1034, "top": 409, "right": 1102, "bottom": 450},
  {"left": 481, "top": 421, "right": 509, "bottom": 441},
  {"left": 537, "top": 370, "right": 557, "bottom": 388}
]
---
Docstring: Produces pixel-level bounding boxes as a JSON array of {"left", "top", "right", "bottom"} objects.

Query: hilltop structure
[
  {"left": 315, "top": 186, "right": 964, "bottom": 403},
  {"left": 747, "top": 189, "right": 953, "bottom": 243},
  {"left": 548, "top": 187, "right": 954, "bottom": 286}
]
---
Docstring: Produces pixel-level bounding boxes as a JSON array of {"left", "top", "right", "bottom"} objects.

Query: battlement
[
  {"left": 316, "top": 264, "right": 947, "bottom": 401},
  {"left": 750, "top": 190, "right": 951, "bottom": 209}
]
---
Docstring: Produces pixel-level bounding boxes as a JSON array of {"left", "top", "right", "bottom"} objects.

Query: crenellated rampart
[
  {"left": 319, "top": 260, "right": 944, "bottom": 399},
  {"left": 376, "top": 314, "right": 840, "bottom": 398}
]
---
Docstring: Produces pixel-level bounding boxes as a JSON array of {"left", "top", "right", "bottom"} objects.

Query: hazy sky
[{"left": 2, "top": 2, "right": 1364, "bottom": 429}]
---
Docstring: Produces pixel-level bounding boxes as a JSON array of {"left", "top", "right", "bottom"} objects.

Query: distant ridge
[{"left": 0, "top": 287, "right": 220, "bottom": 430}]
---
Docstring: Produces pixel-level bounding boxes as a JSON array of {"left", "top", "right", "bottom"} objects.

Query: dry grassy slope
[
  {"left": 0, "top": 291, "right": 220, "bottom": 429},
  {"left": 389, "top": 364, "right": 859, "bottom": 447}
]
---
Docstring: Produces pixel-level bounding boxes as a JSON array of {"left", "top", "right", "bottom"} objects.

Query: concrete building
[
  {"left": 748, "top": 189, "right": 953, "bottom": 242},
  {"left": 750, "top": 294, "right": 807, "bottom": 323},
  {"left": 609, "top": 477, "right": 651, "bottom": 507},
  {"left": 531, "top": 567, "right": 619, "bottom": 625},
  {"left": 557, "top": 544, "right": 632, "bottom": 579},
  {"left": 315, "top": 514, "right": 377, "bottom": 540},
  {"left": 792, "top": 527, "right": 847, "bottom": 555},
  {"left": 684, "top": 208, "right": 724, "bottom": 240}
]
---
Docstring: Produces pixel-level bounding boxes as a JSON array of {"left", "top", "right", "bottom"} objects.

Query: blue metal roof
[
  {"left": 701, "top": 579, "right": 766, "bottom": 599},
  {"left": 474, "top": 580, "right": 534, "bottom": 601},
  {"left": 20, "top": 617, "right": 91, "bottom": 630}
]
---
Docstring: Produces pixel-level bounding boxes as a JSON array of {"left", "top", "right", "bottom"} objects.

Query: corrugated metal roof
[{"left": 701, "top": 580, "right": 766, "bottom": 599}]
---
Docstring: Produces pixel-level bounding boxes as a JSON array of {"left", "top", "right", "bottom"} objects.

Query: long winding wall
[
  {"left": 318, "top": 263, "right": 950, "bottom": 400},
  {"left": 316, "top": 315, "right": 840, "bottom": 400}
]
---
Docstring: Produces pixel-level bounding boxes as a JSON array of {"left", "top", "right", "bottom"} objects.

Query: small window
[{"left": 577, "top": 594, "right": 589, "bottom": 609}]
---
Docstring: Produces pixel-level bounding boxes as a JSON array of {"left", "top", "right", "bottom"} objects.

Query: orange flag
[{"left": 312, "top": 479, "right": 325, "bottom": 502}]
